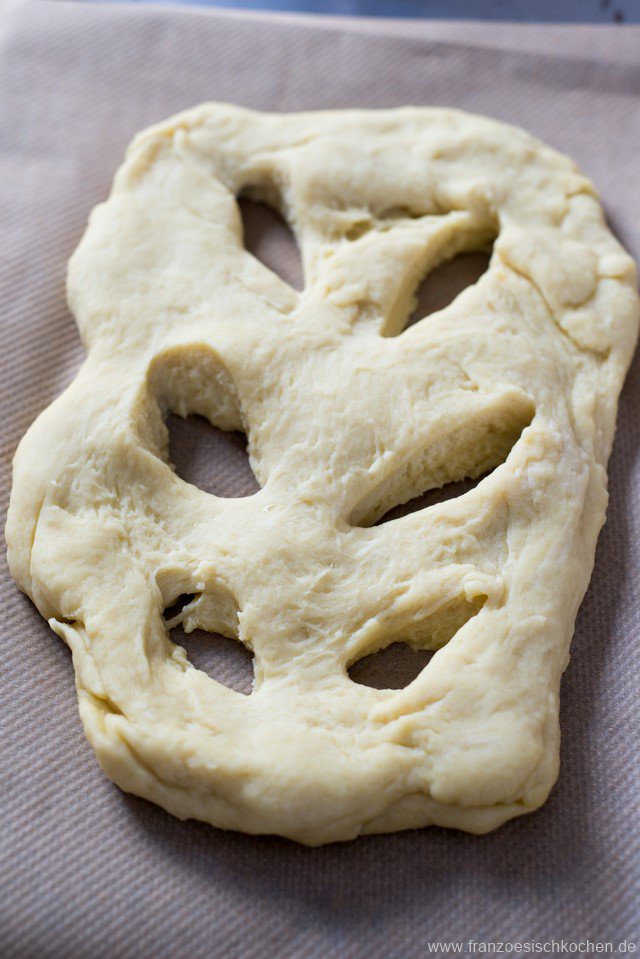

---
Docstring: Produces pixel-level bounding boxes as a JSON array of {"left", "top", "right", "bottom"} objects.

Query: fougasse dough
[{"left": 6, "top": 105, "right": 639, "bottom": 845}]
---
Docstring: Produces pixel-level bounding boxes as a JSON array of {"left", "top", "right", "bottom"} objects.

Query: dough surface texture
[{"left": 6, "top": 104, "right": 639, "bottom": 844}]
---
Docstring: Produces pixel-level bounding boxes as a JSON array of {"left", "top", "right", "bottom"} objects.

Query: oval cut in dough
[{"left": 6, "top": 105, "right": 639, "bottom": 844}]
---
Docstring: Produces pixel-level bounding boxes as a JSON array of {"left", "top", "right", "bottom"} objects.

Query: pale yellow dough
[{"left": 6, "top": 105, "right": 639, "bottom": 844}]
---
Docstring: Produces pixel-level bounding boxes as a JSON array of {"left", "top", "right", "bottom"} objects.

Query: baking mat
[{"left": 0, "top": 2, "right": 639, "bottom": 956}]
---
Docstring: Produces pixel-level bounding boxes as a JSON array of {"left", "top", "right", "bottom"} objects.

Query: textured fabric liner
[{"left": 0, "top": 2, "right": 638, "bottom": 957}]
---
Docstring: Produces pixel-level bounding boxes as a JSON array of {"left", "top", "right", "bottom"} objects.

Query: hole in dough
[
  {"left": 57, "top": 616, "right": 78, "bottom": 627},
  {"left": 239, "top": 197, "right": 303, "bottom": 291},
  {"left": 146, "top": 345, "right": 245, "bottom": 438},
  {"left": 351, "top": 394, "right": 534, "bottom": 527},
  {"left": 159, "top": 576, "right": 240, "bottom": 637},
  {"left": 168, "top": 413, "right": 260, "bottom": 498},
  {"left": 375, "top": 473, "right": 490, "bottom": 525},
  {"left": 348, "top": 593, "right": 485, "bottom": 689},
  {"left": 349, "top": 643, "right": 434, "bottom": 690},
  {"left": 404, "top": 247, "right": 494, "bottom": 330},
  {"left": 171, "top": 624, "right": 254, "bottom": 696},
  {"left": 162, "top": 592, "right": 197, "bottom": 622},
  {"left": 142, "top": 345, "right": 263, "bottom": 495}
]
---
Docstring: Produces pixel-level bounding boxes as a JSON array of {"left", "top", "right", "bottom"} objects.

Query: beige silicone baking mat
[{"left": 1, "top": 2, "right": 638, "bottom": 956}]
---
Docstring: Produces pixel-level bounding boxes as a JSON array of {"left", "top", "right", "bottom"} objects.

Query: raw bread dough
[{"left": 6, "top": 105, "right": 639, "bottom": 845}]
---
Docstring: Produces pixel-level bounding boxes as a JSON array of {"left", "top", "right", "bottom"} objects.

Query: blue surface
[{"left": 102, "top": 0, "right": 640, "bottom": 23}]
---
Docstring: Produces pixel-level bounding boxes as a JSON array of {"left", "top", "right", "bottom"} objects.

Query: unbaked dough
[{"left": 6, "top": 105, "right": 639, "bottom": 844}]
